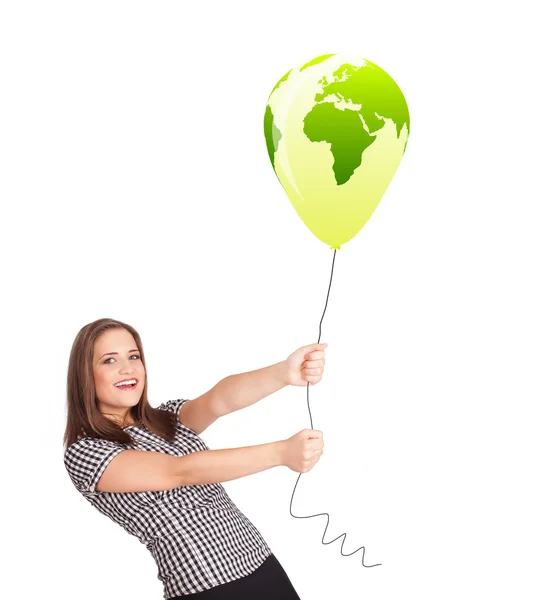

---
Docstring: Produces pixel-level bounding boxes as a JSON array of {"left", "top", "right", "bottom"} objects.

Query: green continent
[
  {"left": 264, "top": 105, "right": 282, "bottom": 170},
  {"left": 304, "top": 102, "right": 376, "bottom": 185},
  {"left": 316, "top": 62, "right": 410, "bottom": 139}
]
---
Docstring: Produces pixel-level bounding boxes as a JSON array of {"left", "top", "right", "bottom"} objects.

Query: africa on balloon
[{"left": 264, "top": 54, "right": 410, "bottom": 250}]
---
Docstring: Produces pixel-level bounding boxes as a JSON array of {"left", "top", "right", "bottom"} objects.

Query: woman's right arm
[
  {"left": 96, "top": 429, "right": 324, "bottom": 493},
  {"left": 96, "top": 442, "right": 285, "bottom": 493}
]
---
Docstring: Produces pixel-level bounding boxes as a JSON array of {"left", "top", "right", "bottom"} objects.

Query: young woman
[{"left": 63, "top": 317, "right": 327, "bottom": 599}]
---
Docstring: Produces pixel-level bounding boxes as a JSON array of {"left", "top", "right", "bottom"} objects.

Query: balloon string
[{"left": 289, "top": 247, "right": 381, "bottom": 568}]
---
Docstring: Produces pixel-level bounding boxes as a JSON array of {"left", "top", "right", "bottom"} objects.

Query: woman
[{"left": 63, "top": 317, "right": 327, "bottom": 599}]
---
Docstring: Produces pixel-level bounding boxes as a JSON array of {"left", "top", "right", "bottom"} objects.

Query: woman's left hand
[{"left": 282, "top": 343, "right": 328, "bottom": 387}]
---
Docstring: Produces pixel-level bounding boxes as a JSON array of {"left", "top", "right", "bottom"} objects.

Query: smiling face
[{"left": 92, "top": 327, "right": 146, "bottom": 426}]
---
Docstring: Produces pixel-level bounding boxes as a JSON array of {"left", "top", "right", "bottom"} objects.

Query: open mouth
[{"left": 114, "top": 379, "right": 138, "bottom": 391}]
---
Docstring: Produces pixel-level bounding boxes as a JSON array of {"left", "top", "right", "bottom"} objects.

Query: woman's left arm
[{"left": 213, "top": 343, "right": 327, "bottom": 416}]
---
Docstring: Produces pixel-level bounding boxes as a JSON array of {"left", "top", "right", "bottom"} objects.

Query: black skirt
[{"left": 170, "top": 554, "right": 301, "bottom": 599}]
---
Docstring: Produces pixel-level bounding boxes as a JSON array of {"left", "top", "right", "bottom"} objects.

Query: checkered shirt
[{"left": 64, "top": 398, "right": 272, "bottom": 598}]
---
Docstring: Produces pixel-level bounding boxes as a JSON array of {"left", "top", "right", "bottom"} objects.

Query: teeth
[{"left": 115, "top": 379, "right": 137, "bottom": 387}]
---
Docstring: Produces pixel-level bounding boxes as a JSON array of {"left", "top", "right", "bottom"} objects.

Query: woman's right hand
[{"left": 279, "top": 429, "right": 324, "bottom": 473}]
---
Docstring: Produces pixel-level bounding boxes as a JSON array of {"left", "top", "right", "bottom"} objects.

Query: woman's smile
[{"left": 114, "top": 378, "right": 139, "bottom": 391}]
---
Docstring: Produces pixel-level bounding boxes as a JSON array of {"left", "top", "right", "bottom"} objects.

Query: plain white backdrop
[{"left": 1, "top": 1, "right": 557, "bottom": 598}]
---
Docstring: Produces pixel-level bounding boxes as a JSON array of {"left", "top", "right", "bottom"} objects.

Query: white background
[{"left": 1, "top": 1, "right": 557, "bottom": 598}]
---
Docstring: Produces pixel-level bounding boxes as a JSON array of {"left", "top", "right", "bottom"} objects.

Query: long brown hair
[{"left": 63, "top": 317, "right": 178, "bottom": 449}]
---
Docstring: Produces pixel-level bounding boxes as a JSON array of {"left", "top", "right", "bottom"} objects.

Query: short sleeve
[
  {"left": 64, "top": 438, "right": 125, "bottom": 498},
  {"left": 156, "top": 398, "right": 190, "bottom": 415}
]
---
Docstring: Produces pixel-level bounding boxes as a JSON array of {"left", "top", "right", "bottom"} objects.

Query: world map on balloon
[{"left": 264, "top": 53, "right": 410, "bottom": 250}]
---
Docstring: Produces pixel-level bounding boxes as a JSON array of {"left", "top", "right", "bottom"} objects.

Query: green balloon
[{"left": 264, "top": 54, "right": 410, "bottom": 249}]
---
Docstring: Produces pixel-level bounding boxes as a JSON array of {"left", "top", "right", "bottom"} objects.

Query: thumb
[
  {"left": 307, "top": 342, "right": 327, "bottom": 350},
  {"left": 303, "top": 342, "right": 327, "bottom": 358}
]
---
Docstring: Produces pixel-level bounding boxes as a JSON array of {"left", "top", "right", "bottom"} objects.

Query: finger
[
  {"left": 302, "top": 367, "right": 322, "bottom": 375},
  {"left": 303, "top": 359, "right": 324, "bottom": 368},
  {"left": 305, "top": 350, "right": 326, "bottom": 360}
]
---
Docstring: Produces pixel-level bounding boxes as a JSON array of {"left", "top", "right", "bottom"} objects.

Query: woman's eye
[{"left": 103, "top": 354, "right": 140, "bottom": 364}]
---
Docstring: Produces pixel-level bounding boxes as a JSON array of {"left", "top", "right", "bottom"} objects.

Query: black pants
[{"left": 170, "top": 554, "right": 301, "bottom": 599}]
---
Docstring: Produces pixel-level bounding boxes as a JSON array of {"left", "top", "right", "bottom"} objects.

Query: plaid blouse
[{"left": 64, "top": 398, "right": 272, "bottom": 598}]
